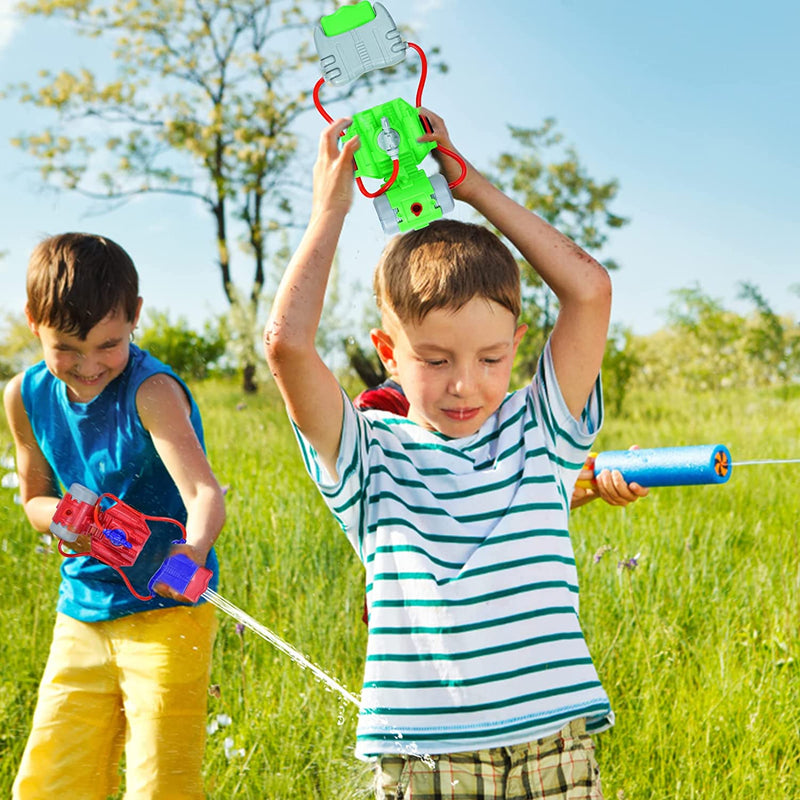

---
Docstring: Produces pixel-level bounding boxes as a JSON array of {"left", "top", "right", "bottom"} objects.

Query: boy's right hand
[
  {"left": 312, "top": 117, "right": 360, "bottom": 219},
  {"left": 59, "top": 533, "right": 92, "bottom": 553}
]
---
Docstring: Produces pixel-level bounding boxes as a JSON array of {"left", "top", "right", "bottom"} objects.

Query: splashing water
[
  {"left": 203, "top": 588, "right": 437, "bottom": 768},
  {"left": 732, "top": 458, "right": 800, "bottom": 466},
  {"left": 202, "top": 589, "right": 362, "bottom": 708}
]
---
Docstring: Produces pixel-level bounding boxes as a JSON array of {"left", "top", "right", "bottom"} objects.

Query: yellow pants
[{"left": 13, "top": 603, "right": 217, "bottom": 800}]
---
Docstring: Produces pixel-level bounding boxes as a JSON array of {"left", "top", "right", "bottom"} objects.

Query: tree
[
  {"left": 6, "top": 0, "right": 442, "bottom": 391},
  {"left": 138, "top": 310, "right": 226, "bottom": 380},
  {"left": 627, "top": 283, "right": 800, "bottom": 392},
  {"left": 737, "top": 281, "right": 794, "bottom": 382},
  {"left": 490, "top": 119, "right": 629, "bottom": 385}
]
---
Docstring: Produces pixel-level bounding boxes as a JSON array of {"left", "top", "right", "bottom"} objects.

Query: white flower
[
  {"left": 223, "top": 737, "right": 246, "bottom": 759},
  {"left": 2, "top": 472, "right": 20, "bottom": 489},
  {"left": 207, "top": 713, "right": 233, "bottom": 736}
]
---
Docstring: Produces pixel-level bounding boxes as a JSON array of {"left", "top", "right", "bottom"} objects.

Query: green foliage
[
  {"left": 601, "top": 325, "right": 641, "bottom": 415},
  {"left": 629, "top": 283, "right": 800, "bottom": 394},
  {"left": 138, "top": 310, "right": 227, "bottom": 381},
  {"left": 0, "top": 313, "right": 40, "bottom": 378}
]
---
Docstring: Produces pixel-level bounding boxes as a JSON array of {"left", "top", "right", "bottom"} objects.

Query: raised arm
[
  {"left": 420, "top": 109, "right": 612, "bottom": 419},
  {"left": 264, "top": 119, "right": 361, "bottom": 479}
]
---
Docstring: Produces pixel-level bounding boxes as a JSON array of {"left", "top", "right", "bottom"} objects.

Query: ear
[
  {"left": 370, "top": 328, "right": 397, "bottom": 375},
  {"left": 513, "top": 323, "right": 528, "bottom": 352},
  {"left": 24, "top": 305, "right": 39, "bottom": 337},
  {"left": 132, "top": 297, "right": 143, "bottom": 328}
]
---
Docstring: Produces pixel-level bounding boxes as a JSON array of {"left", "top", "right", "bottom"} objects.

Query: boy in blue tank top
[
  {"left": 265, "top": 110, "right": 618, "bottom": 798},
  {"left": 3, "top": 233, "right": 226, "bottom": 799}
]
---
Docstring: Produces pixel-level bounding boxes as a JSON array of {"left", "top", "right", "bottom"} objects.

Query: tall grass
[{"left": 0, "top": 379, "right": 798, "bottom": 798}]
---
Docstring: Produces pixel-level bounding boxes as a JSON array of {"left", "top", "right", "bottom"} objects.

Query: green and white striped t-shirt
[{"left": 295, "top": 340, "right": 613, "bottom": 760}]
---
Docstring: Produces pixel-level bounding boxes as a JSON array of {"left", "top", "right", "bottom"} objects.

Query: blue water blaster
[{"left": 578, "top": 444, "right": 732, "bottom": 488}]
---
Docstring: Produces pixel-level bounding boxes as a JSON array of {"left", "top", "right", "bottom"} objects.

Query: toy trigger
[{"left": 575, "top": 452, "right": 598, "bottom": 490}]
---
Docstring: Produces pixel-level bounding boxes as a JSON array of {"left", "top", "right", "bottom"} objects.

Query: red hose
[{"left": 356, "top": 158, "right": 399, "bottom": 198}]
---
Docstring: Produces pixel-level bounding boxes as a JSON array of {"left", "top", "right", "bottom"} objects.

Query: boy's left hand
[
  {"left": 416, "top": 107, "right": 478, "bottom": 201},
  {"left": 151, "top": 541, "right": 210, "bottom": 603},
  {"left": 571, "top": 468, "right": 649, "bottom": 509}
]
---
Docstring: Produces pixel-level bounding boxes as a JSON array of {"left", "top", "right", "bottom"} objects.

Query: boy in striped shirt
[{"left": 265, "top": 109, "right": 613, "bottom": 799}]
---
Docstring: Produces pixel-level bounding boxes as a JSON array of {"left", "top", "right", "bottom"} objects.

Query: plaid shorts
[{"left": 374, "top": 719, "right": 603, "bottom": 800}]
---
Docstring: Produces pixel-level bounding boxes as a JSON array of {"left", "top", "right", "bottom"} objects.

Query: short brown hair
[
  {"left": 373, "top": 219, "right": 521, "bottom": 324},
  {"left": 26, "top": 233, "right": 140, "bottom": 339}
]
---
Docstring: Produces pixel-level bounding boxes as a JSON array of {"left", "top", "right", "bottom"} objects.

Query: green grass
[{"left": 1, "top": 380, "right": 799, "bottom": 798}]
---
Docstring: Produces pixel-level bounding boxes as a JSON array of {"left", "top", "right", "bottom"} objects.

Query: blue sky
[{"left": 1, "top": 0, "right": 798, "bottom": 338}]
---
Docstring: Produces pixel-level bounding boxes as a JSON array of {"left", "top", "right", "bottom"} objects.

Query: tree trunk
[{"left": 242, "top": 362, "right": 257, "bottom": 394}]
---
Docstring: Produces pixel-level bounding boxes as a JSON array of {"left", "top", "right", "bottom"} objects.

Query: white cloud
[{"left": 0, "top": 0, "right": 20, "bottom": 53}]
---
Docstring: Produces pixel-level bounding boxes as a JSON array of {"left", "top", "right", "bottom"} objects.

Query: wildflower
[
  {"left": 2, "top": 472, "right": 20, "bottom": 489},
  {"left": 224, "top": 736, "right": 246, "bottom": 759},
  {"left": 207, "top": 712, "right": 232, "bottom": 735},
  {"left": 236, "top": 402, "right": 247, "bottom": 411},
  {"left": 593, "top": 544, "right": 613, "bottom": 564},
  {"left": 617, "top": 553, "right": 641, "bottom": 572},
  {"left": 235, "top": 622, "right": 245, "bottom": 638}
]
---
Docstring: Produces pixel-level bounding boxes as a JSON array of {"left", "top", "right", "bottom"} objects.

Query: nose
[
  {"left": 75, "top": 351, "right": 100, "bottom": 375},
  {"left": 448, "top": 363, "right": 474, "bottom": 396}
]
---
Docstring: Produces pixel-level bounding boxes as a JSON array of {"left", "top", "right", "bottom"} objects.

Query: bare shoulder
[
  {"left": 3, "top": 373, "right": 26, "bottom": 421},
  {"left": 135, "top": 372, "right": 191, "bottom": 427}
]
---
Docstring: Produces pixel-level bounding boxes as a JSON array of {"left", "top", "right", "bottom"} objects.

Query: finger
[
  {"left": 596, "top": 470, "right": 627, "bottom": 505},
  {"left": 576, "top": 467, "right": 595, "bottom": 482},
  {"left": 417, "top": 107, "right": 443, "bottom": 126},
  {"left": 320, "top": 117, "right": 352, "bottom": 156},
  {"left": 340, "top": 132, "right": 361, "bottom": 158},
  {"left": 416, "top": 107, "right": 447, "bottom": 141},
  {"left": 153, "top": 581, "right": 191, "bottom": 604}
]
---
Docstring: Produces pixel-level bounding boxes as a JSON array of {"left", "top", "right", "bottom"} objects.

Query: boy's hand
[
  {"left": 416, "top": 107, "right": 479, "bottom": 202},
  {"left": 571, "top": 446, "right": 650, "bottom": 509},
  {"left": 152, "top": 541, "right": 210, "bottom": 603},
  {"left": 60, "top": 533, "right": 91, "bottom": 553},
  {"left": 312, "top": 117, "right": 360, "bottom": 219}
]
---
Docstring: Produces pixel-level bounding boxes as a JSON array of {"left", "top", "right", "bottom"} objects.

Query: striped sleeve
[
  {"left": 532, "top": 339, "right": 603, "bottom": 502},
  {"left": 290, "top": 387, "right": 370, "bottom": 562}
]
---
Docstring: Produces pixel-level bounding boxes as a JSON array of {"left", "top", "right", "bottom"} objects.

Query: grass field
[{"left": 1, "top": 378, "right": 798, "bottom": 798}]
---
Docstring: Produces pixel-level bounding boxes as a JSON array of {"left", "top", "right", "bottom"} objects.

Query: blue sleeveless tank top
[{"left": 21, "top": 344, "right": 219, "bottom": 621}]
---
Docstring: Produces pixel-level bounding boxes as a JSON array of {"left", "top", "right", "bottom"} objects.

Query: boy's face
[
  {"left": 27, "top": 301, "right": 142, "bottom": 403},
  {"left": 372, "top": 297, "right": 526, "bottom": 438}
]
